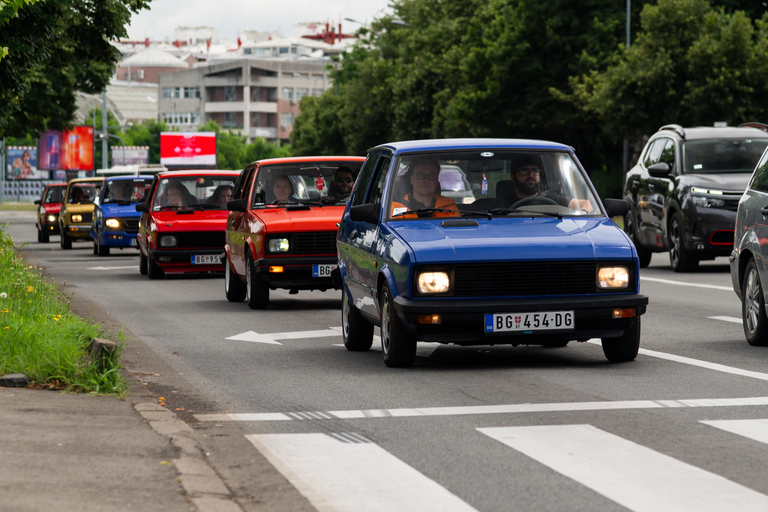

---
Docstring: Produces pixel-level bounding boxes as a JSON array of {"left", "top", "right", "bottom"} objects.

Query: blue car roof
[
  {"left": 104, "top": 175, "right": 153, "bottom": 182},
  {"left": 368, "top": 138, "right": 574, "bottom": 155}
]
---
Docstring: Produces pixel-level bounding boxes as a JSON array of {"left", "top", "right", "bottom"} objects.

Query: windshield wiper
[
  {"left": 392, "top": 207, "right": 461, "bottom": 218},
  {"left": 486, "top": 207, "right": 563, "bottom": 218}
]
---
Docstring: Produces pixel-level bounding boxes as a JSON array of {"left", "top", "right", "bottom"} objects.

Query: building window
[
  {"left": 138, "top": 69, "right": 145, "bottom": 80},
  {"left": 224, "top": 86, "right": 237, "bottom": 102},
  {"left": 280, "top": 113, "right": 294, "bottom": 128},
  {"left": 162, "top": 112, "right": 201, "bottom": 126},
  {"left": 296, "top": 88, "right": 309, "bottom": 101},
  {"left": 244, "top": 48, "right": 252, "bottom": 54},
  {"left": 281, "top": 87, "right": 293, "bottom": 101},
  {"left": 183, "top": 86, "right": 200, "bottom": 99},
  {"left": 224, "top": 112, "right": 237, "bottom": 127},
  {"left": 312, "top": 88, "right": 324, "bottom": 97}
]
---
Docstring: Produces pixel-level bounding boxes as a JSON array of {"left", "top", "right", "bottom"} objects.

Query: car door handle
[{"left": 761, "top": 207, "right": 768, "bottom": 216}]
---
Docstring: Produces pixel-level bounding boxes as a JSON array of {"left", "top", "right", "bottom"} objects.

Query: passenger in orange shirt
[{"left": 390, "top": 157, "right": 459, "bottom": 218}]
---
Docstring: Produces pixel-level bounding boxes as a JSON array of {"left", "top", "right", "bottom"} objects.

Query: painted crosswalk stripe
[
  {"left": 701, "top": 418, "right": 768, "bottom": 444},
  {"left": 246, "top": 433, "right": 477, "bottom": 512},
  {"left": 194, "top": 395, "right": 768, "bottom": 422},
  {"left": 478, "top": 424, "right": 768, "bottom": 512}
]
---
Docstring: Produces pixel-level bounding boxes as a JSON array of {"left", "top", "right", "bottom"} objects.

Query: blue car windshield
[
  {"left": 387, "top": 150, "right": 601, "bottom": 220},
  {"left": 102, "top": 178, "right": 153, "bottom": 204}
]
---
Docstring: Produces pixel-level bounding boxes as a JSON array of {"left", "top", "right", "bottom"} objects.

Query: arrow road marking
[
  {"left": 709, "top": 316, "right": 742, "bottom": 324},
  {"left": 226, "top": 327, "right": 345, "bottom": 345},
  {"left": 640, "top": 276, "right": 732, "bottom": 291}
]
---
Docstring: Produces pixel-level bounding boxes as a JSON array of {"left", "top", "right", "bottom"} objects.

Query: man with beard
[{"left": 495, "top": 154, "right": 593, "bottom": 212}]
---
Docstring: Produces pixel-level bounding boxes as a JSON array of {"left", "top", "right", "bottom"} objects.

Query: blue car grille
[
  {"left": 452, "top": 261, "right": 596, "bottom": 297},
  {"left": 123, "top": 219, "right": 140, "bottom": 232}
]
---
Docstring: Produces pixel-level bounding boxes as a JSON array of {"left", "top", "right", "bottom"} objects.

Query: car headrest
[{"left": 496, "top": 180, "right": 516, "bottom": 198}]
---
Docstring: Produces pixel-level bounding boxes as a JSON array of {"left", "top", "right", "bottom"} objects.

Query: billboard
[
  {"left": 6, "top": 146, "right": 46, "bottom": 179},
  {"left": 111, "top": 146, "right": 150, "bottom": 166},
  {"left": 160, "top": 132, "right": 216, "bottom": 168},
  {"left": 37, "top": 127, "right": 94, "bottom": 170}
]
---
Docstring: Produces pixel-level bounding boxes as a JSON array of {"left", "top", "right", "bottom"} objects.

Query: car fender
[{"left": 246, "top": 236, "right": 261, "bottom": 262}]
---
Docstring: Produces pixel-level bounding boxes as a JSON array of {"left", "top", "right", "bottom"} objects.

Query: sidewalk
[{"left": 0, "top": 382, "right": 242, "bottom": 512}]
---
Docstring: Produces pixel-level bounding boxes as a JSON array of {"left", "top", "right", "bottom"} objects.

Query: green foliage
[
  {"left": 567, "top": 0, "right": 768, "bottom": 138},
  {"left": 0, "top": 0, "right": 152, "bottom": 137},
  {"left": 198, "top": 120, "right": 290, "bottom": 169},
  {"left": 0, "top": 227, "right": 126, "bottom": 395}
]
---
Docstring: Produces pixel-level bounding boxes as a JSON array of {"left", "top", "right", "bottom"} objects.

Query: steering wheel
[{"left": 513, "top": 196, "right": 558, "bottom": 208}]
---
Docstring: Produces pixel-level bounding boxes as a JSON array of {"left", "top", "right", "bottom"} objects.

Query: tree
[
  {"left": 0, "top": 0, "right": 151, "bottom": 138},
  {"left": 567, "top": 0, "right": 768, "bottom": 139}
]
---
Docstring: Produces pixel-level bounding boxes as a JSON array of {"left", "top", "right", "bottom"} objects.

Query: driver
[
  {"left": 390, "top": 157, "right": 459, "bottom": 218},
  {"left": 496, "top": 154, "right": 593, "bottom": 212}
]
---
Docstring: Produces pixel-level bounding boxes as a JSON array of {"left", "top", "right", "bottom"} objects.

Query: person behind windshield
[
  {"left": 71, "top": 187, "right": 86, "bottom": 203},
  {"left": 390, "top": 157, "right": 459, "bottom": 217},
  {"left": 328, "top": 166, "right": 355, "bottom": 199},
  {"left": 272, "top": 176, "right": 295, "bottom": 203},
  {"left": 210, "top": 185, "right": 233, "bottom": 206},
  {"left": 495, "top": 154, "right": 593, "bottom": 212},
  {"left": 109, "top": 182, "right": 131, "bottom": 202},
  {"left": 164, "top": 183, "right": 187, "bottom": 207}
]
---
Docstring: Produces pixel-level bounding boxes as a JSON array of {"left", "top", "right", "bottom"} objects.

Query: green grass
[
  {"left": 0, "top": 226, "right": 126, "bottom": 395},
  {"left": 0, "top": 202, "right": 37, "bottom": 211}
]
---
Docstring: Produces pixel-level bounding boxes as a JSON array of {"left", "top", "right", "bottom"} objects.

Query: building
[
  {"left": 158, "top": 58, "right": 331, "bottom": 144},
  {"left": 115, "top": 47, "right": 191, "bottom": 84}
]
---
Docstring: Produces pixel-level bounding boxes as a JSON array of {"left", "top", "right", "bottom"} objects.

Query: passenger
[
  {"left": 210, "top": 185, "right": 233, "bottom": 206},
  {"left": 390, "top": 157, "right": 459, "bottom": 218},
  {"left": 496, "top": 154, "right": 593, "bottom": 212},
  {"left": 327, "top": 166, "right": 355, "bottom": 199}
]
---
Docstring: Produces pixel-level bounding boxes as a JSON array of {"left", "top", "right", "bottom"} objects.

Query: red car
[
  {"left": 136, "top": 170, "right": 240, "bottom": 279},
  {"left": 224, "top": 156, "right": 365, "bottom": 308},
  {"left": 34, "top": 182, "right": 67, "bottom": 243}
]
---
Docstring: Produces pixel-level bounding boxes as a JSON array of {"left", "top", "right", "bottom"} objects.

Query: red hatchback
[
  {"left": 136, "top": 170, "right": 240, "bottom": 279},
  {"left": 224, "top": 156, "right": 365, "bottom": 308},
  {"left": 34, "top": 182, "right": 67, "bottom": 243}
]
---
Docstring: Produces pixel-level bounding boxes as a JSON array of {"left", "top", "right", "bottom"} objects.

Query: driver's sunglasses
[
  {"left": 336, "top": 177, "right": 353, "bottom": 183},
  {"left": 515, "top": 167, "right": 540, "bottom": 176}
]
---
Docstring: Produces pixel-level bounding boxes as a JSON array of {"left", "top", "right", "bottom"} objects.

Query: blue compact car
[
  {"left": 335, "top": 139, "right": 649, "bottom": 367},
  {"left": 92, "top": 176, "right": 153, "bottom": 256}
]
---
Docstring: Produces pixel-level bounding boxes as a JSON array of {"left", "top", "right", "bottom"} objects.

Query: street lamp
[{"left": 98, "top": 132, "right": 127, "bottom": 171}]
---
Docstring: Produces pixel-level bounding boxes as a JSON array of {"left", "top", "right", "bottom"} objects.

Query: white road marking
[
  {"left": 586, "top": 340, "right": 768, "bottom": 382},
  {"left": 246, "top": 433, "right": 478, "bottom": 512},
  {"left": 702, "top": 418, "right": 768, "bottom": 445},
  {"left": 87, "top": 265, "right": 139, "bottom": 270},
  {"left": 194, "top": 396, "right": 768, "bottom": 423},
  {"left": 709, "top": 316, "right": 742, "bottom": 324},
  {"left": 226, "top": 328, "right": 343, "bottom": 345},
  {"left": 640, "top": 276, "right": 732, "bottom": 291},
  {"left": 478, "top": 424, "right": 768, "bottom": 512},
  {"left": 226, "top": 331, "right": 282, "bottom": 345}
]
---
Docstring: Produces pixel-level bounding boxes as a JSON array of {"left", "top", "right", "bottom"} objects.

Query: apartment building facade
[{"left": 157, "top": 58, "right": 329, "bottom": 144}]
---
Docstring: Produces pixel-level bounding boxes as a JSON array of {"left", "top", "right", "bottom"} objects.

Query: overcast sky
[{"left": 126, "top": 0, "right": 393, "bottom": 41}]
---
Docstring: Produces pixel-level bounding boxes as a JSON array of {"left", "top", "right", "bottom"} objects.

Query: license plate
[
  {"left": 192, "top": 254, "right": 221, "bottom": 265},
  {"left": 312, "top": 264, "right": 337, "bottom": 277},
  {"left": 485, "top": 311, "right": 574, "bottom": 332},
  {"left": 130, "top": 238, "right": 137, "bottom": 247}
]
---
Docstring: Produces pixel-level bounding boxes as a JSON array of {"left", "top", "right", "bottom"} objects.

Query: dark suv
[{"left": 624, "top": 124, "right": 768, "bottom": 272}]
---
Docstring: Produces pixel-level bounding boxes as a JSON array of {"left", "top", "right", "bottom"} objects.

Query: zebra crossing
[{"left": 232, "top": 418, "right": 768, "bottom": 512}]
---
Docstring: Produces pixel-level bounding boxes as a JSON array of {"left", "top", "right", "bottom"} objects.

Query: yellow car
[{"left": 58, "top": 177, "right": 104, "bottom": 250}]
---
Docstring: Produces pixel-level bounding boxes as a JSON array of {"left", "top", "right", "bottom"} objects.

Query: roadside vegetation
[{"left": 0, "top": 226, "right": 126, "bottom": 395}]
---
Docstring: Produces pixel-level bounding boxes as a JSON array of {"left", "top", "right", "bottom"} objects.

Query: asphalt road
[{"left": 5, "top": 209, "right": 768, "bottom": 512}]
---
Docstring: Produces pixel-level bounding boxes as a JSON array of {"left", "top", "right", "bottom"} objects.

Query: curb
[{"left": 135, "top": 402, "right": 245, "bottom": 512}]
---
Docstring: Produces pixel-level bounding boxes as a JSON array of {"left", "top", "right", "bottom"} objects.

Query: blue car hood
[
  {"left": 100, "top": 203, "right": 142, "bottom": 217},
  {"left": 390, "top": 217, "right": 633, "bottom": 264}
]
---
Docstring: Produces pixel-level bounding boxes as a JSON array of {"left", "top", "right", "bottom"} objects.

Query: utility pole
[
  {"left": 623, "top": 0, "right": 631, "bottom": 175},
  {"left": 102, "top": 91, "right": 108, "bottom": 170}
]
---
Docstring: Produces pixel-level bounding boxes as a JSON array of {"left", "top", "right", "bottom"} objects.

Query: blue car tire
[
  {"left": 342, "top": 290, "right": 373, "bottom": 351},
  {"left": 380, "top": 285, "right": 417, "bottom": 367}
]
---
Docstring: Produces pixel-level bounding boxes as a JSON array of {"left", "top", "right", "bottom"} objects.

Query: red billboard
[
  {"left": 160, "top": 132, "right": 217, "bottom": 168},
  {"left": 37, "top": 126, "right": 94, "bottom": 170}
]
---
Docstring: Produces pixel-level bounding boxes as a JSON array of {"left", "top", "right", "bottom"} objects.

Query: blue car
[
  {"left": 92, "top": 176, "right": 154, "bottom": 256},
  {"left": 335, "top": 139, "right": 649, "bottom": 367}
]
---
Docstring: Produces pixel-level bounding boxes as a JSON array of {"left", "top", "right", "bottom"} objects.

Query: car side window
[
  {"left": 659, "top": 139, "right": 676, "bottom": 173},
  {"left": 643, "top": 140, "right": 665, "bottom": 167},
  {"left": 751, "top": 152, "right": 768, "bottom": 192},
  {"left": 233, "top": 165, "right": 256, "bottom": 200},
  {"left": 368, "top": 156, "right": 392, "bottom": 206},
  {"left": 351, "top": 153, "right": 380, "bottom": 207}
]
